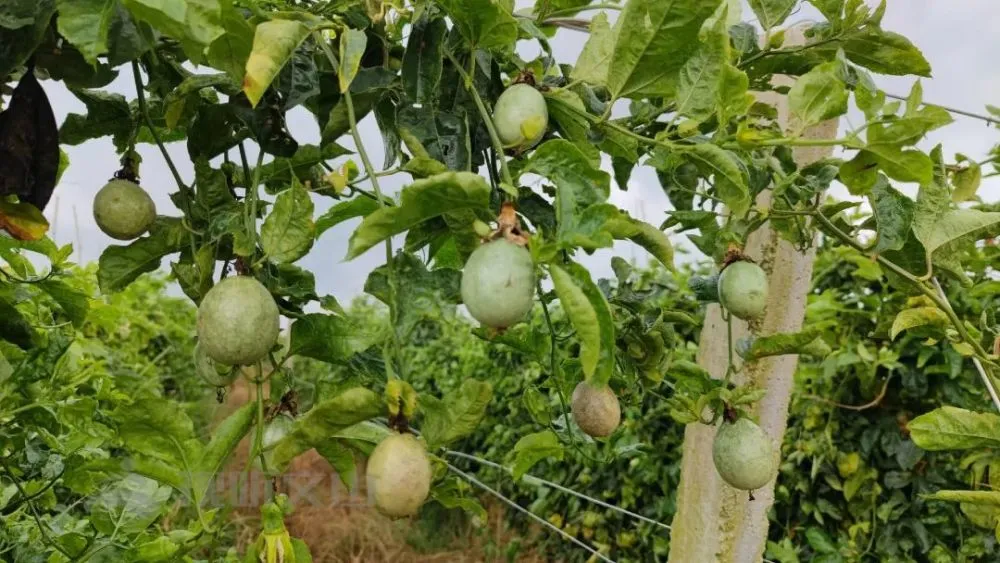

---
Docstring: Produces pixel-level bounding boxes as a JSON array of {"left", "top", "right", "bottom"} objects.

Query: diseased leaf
[
  {"left": 788, "top": 59, "right": 848, "bottom": 131},
  {"left": 364, "top": 252, "right": 461, "bottom": 339},
  {"left": 605, "top": 0, "right": 721, "bottom": 99},
  {"left": 397, "top": 106, "right": 471, "bottom": 172},
  {"left": 347, "top": 172, "right": 490, "bottom": 259},
  {"left": 674, "top": 14, "right": 728, "bottom": 122},
  {"left": 243, "top": 19, "right": 312, "bottom": 108},
  {"left": 59, "top": 88, "right": 132, "bottom": 149},
  {"left": 748, "top": 0, "right": 797, "bottom": 29},
  {"left": 288, "top": 314, "right": 380, "bottom": 365},
  {"left": 123, "top": 0, "right": 225, "bottom": 60},
  {"left": 510, "top": 430, "right": 563, "bottom": 480},
  {"left": 890, "top": 306, "right": 948, "bottom": 340},
  {"left": 909, "top": 407, "right": 1000, "bottom": 451},
  {"left": 97, "top": 218, "right": 187, "bottom": 293},
  {"left": 843, "top": 28, "right": 931, "bottom": 77},
  {"left": 571, "top": 12, "right": 615, "bottom": 86},
  {"left": 680, "top": 144, "right": 750, "bottom": 217},
  {"left": 316, "top": 197, "right": 379, "bottom": 237},
  {"left": 402, "top": 13, "right": 446, "bottom": 103},
  {"left": 338, "top": 28, "right": 367, "bottom": 93},
  {"left": 261, "top": 185, "right": 315, "bottom": 263},
  {"left": 0, "top": 200, "right": 49, "bottom": 241},
  {"left": 869, "top": 179, "right": 914, "bottom": 254},
  {"left": 420, "top": 379, "right": 493, "bottom": 450},
  {"left": 865, "top": 144, "right": 933, "bottom": 185}
]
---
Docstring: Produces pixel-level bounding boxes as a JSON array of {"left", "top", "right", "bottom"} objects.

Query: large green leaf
[
  {"left": 316, "top": 197, "right": 379, "bottom": 237},
  {"left": 909, "top": 407, "right": 1000, "bottom": 451},
  {"left": 605, "top": 216, "right": 674, "bottom": 270},
  {"left": 0, "top": 0, "right": 55, "bottom": 78},
  {"left": 674, "top": 13, "right": 728, "bottom": 122},
  {"left": 288, "top": 313, "right": 380, "bottom": 365},
  {"left": 114, "top": 399, "right": 203, "bottom": 492},
  {"left": 91, "top": 474, "right": 172, "bottom": 536},
  {"left": 123, "top": 0, "right": 224, "bottom": 60},
  {"left": 346, "top": 172, "right": 490, "bottom": 259},
  {"left": 679, "top": 143, "right": 750, "bottom": 217},
  {"left": 206, "top": 5, "right": 254, "bottom": 82},
  {"left": 788, "top": 59, "right": 848, "bottom": 131},
  {"left": 261, "top": 184, "right": 315, "bottom": 263},
  {"left": 397, "top": 106, "right": 471, "bottom": 171},
  {"left": 267, "top": 387, "right": 382, "bottom": 472},
  {"left": 338, "top": 28, "right": 366, "bottom": 93},
  {"left": 842, "top": 28, "right": 931, "bottom": 77},
  {"left": 521, "top": 139, "right": 610, "bottom": 244},
  {"left": 97, "top": 218, "right": 188, "bottom": 293},
  {"left": 605, "top": 0, "right": 721, "bottom": 99},
  {"left": 571, "top": 12, "right": 615, "bottom": 87},
  {"left": 402, "top": 13, "right": 446, "bottom": 104},
  {"left": 59, "top": 89, "right": 133, "bottom": 150},
  {"left": 243, "top": 19, "right": 311, "bottom": 107},
  {"left": 420, "top": 379, "right": 493, "bottom": 450},
  {"left": 550, "top": 262, "right": 614, "bottom": 384},
  {"left": 437, "top": 0, "right": 518, "bottom": 51},
  {"left": 364, "top": 252, "right": 461, "bottom": 339},
  {"left": 38, "top": 279, "right": 90, "bottom": 327},
  {"left": 193, "top": 402, "right": 255, "bottom": 502},
  {"left": 55, "top": 0, "right": 116, "bottom": 64},
  {"left": 739, "top": 324, "right": 832, "bottom": 361},
  {"left": 865, "top": 144, "right": 933, "bottom": 185},
  {"left": 889, "top": 306, "right": 948, "bottom": 340},
  {"left": 510, "top": 430, "right": 563, "bottom": 480},
  {"left": 748, "top": 0, "right": 796, "bottom": 29},
  {"left": 542, "top": 89, "right": 638, "bottom": 162}
]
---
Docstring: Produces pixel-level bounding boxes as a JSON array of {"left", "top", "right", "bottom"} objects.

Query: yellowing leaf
[
  {"left": 338, "top": 28, "right": 367, "bottom": 92},
  {"left": 0, "top": 200, "right": 49, "bottom": 241},
  {"left": 890, "top": 306, "right": 948, "bottom": 340},
  {"left": 243, "top": 19, "right": 312, "bottom": 108}
]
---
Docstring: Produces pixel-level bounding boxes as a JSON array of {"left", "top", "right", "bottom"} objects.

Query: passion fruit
[
  {"left": 194, "top": 343, "right": 238, "bottom": 387},
  {"left": 571, "top": 381, "right": 621, "bottom": 438},
  {"left": 365, "top": 433, "right": 432, "bottom": 518},
  {"left": 461, "top": 239, "right": 535, "bottom": 328},
  {"left": 718, "top": 261, "right": 768, "bottom": 320},
  {"left": 712, "top": 417, "right": 777, "bottom": 490},
  {"left": 93, "top": 179, "right": 157, "bottom": 240},
  {"left": 493, "top": 83, "right": 548, "bottom": 151},
  {"left": 197, "top": 276, "right": 280, "bottom": 366}
]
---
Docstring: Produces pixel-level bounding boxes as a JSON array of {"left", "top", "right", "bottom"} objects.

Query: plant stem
[
  {"left": 246, "top": 150, "right": 265, "bottom": 247},
  {"left": 254, "top": 376, "right": 271, "bottom": 499},
  {"left": 444, "top": 50, "right": 514, "bottom": 187},
  {"left": 315, "top": 31, "right": 406, "bottom": 380},
  {"left": 131, "top": 61, "right": 191, "bottom": 199},
  {"left": 542, "top": 3, "right": 622, "bottom": 19},
  {"left": 738, "top": 34, "right": 844, "bottom": 68}
]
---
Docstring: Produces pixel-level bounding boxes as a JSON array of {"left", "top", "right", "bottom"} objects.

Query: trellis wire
[
  {"left": 883, "top": 92, "right": 1000, "bottom": 126},
  {"left": 444, "top": 449, "right": 671, "bottom": 532},
  {"left": 931, "top": 278, "right": 1000, "bottom": 412},
  {"left": 445, "top": 461, "right": 616, "bottom": 563}
]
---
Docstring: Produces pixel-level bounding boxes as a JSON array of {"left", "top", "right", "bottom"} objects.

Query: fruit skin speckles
[
  {"left": 571, "top": 381, "right": 621, "bottom": 438},
  {"left": 461, "top": 238, "right": 535, "bottom": 328},
  {"left": 718, "top": 260, "right": 769, "bottom": 321},
  {"left": 365, "top": 433, "right": 432, "bottom": 518},
  {"left": 493, "top": 83, "right": 549, "bottom": 151},
  {"left": 93, "top": 179, "right": 156, "bottom": 240},
  {"left": 197, "top": 276, "right": 280, "bottom": 366},
  {"left": 712, "top": 417, "right": 778, "bottom": 491}
]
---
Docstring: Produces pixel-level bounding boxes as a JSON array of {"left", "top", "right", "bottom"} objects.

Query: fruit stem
[
  {"left": 246, "top": 149, "right": 265, "bottom": 252},
  {"left": 315, "top": 31, "right": 407, "bottom": 381},
  {"left": 444, "top": 50, "right": 515, "bottom": 189}
]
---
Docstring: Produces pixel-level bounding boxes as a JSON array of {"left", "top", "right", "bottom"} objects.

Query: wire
[
  {"left": 444, "top": 449, "right": 671, "bottom": 532},
  {"left": 444, "top": 461, "right": 616, "bottom": 563},
  {"left": 883, "top": 92, "right": 999, "bottom": 126}
]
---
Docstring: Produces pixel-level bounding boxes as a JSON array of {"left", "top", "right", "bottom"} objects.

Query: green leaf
[
  {"left": 316, "top": 197, "right": 379, "bottom": 237},
  {"left": 674, "top": 13, "right": 728, "bottom": 122},
  {"left": 420, "top": 379, "right": 493, "bottom": 450},
  {"left": 397, "top": 106, "right": 471, "bottom": 172},
  {"left": 364, "top": 252, "right": 461, "bottom": 339},
  {"left": 521, "top": 139, "right": 610, "bottom": 244},
  {"left": 55, "top": 0, "right": 115, "bottom": 64},
  {"left": 920, "top": 210, "right": 1000, "bottom": 261},
  {"left": 268, "top": 387, "right": 382, "bottom": 472},
  {"left": 91, "top": 474, "right": 172, "bottom": 536},
  {"left": 605, "top": 216, "right": 674, "bottom": 270},
  {"left": 0, "top": 295, "right": 35, "bottom": 349},
  {"left": 510, "top": 430, "right": 563, "bottom": 480},
  {"left": 869, "top": 179, "right": 914, "bottom": 254},
  {"left": 605, "top": 0, "right": 721, "bottom": 99},
  {"left": 261, "top": 185, "right": 315, "bottom": 263},
  {"left": 748, "top": 0, "right": 797, "bottom": 29},
  {"left": 909, "top": 406, "right": 1000, "bottom": 451},
  {"left": 123, "top": 0, "right": 224, "bottom": 60},
  {"left": 952, "top": 157, "right": 982, "bottom": 202},
  {"left": 788, "top": 60, "right": 848, "bottom": 132},
  {"left": 838, "top": 151, "right": 878, "bottom": 195},
  {"left": 865, "top": 144, "right": 933, "bottom": 185},
  {"left": 437, "top": 0, "right": 518, "bottom": 51},
  {"left": 242, "top": 19, "right": 311, "bottom": 108},
  {"left": 38, "top": 279, "right": 89, "bottom": 327},
  {"left": 0, "top": 1, "right": 55, "bottom": 78},
  {"left": 59, "top": 89, "right": 132, "bottom": 149},
  {"left": 288, "top": 314, "right": 380, "bottom": 365},
  {"left": 739, "top": 324, "right": 832, "bottom": 361},
  {"left": 843, "top": 28, "right": 931, "bottom": 77},
  {"left": 97, "top": 218, "right": 188, "bottom": 293},
  {"left": 314, "top": 440, "right": 358, "bottom": 491},
  {"left": 926, "top": 491, "right": 1000, "bottom": 507},
  {"left": 431, "top": 476, "right": 487, "bottom": 521},
  {"left": 542, "top": 89, "right": 638, "bottom": 162},
  {"left": 206, "top": 6, "right": 254, "bottom": 83},
  {"left": 347, "top": 171, "right": 490, "bottom": 259},
  {"left": 890, "top": 306, "right": 948, "bottom": 340},
  {"left": 571, "top": 12, "right": 615, "bottom": 86},
  {"left": 550, "top": 262, "right": 614, "bottom": 384},
  {"left": 402, "top": 14, "right": 446, "bottom": 104},
  {"left": 338, "top": 28, "right": 366, "bottom": 92},
  {"left": 680, "top": 144, "right": 750, "bottom": 217},
  {"left": 194, "top": 403, "right": 255, "bottom": 501},
  {"left": 114, "top": 399, "right": 202, "bottom": 490}
]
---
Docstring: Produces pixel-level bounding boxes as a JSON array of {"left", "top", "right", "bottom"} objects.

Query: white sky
[{"left": 41, "top": 0, "right": 1000, "bottom": 301}]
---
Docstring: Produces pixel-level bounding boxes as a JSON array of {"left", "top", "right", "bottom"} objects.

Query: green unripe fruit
[
  {"left": 571, "top": 381, "right": 620, "bottom": 438},
  {"left": 712, "top": 417, "right": 777, "bottom": 490},
  {"left": 194, "top": 343, "right": 238, "bottom": 387},
  {"left": 461, "top": 239, "right": 535, "bottom": 328},
  {"left": 93, "top": 179, "right": 156, "bottom": 240},
  {"left": 493, "top": 84, "right": 548, "bottom": 151},
  {"left": 366, "top": 433, "right": 432, "bottom": 518},
  {"left": 197, "top": 276, "right": 280, "bottom": 366},
  {"left": 718, "top": 261, "right": 768, "bottom": 320}
]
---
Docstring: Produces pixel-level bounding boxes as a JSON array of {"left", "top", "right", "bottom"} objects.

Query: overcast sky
[{"left": 40, "top": 0, "right": 1000, "bottom": 301}]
